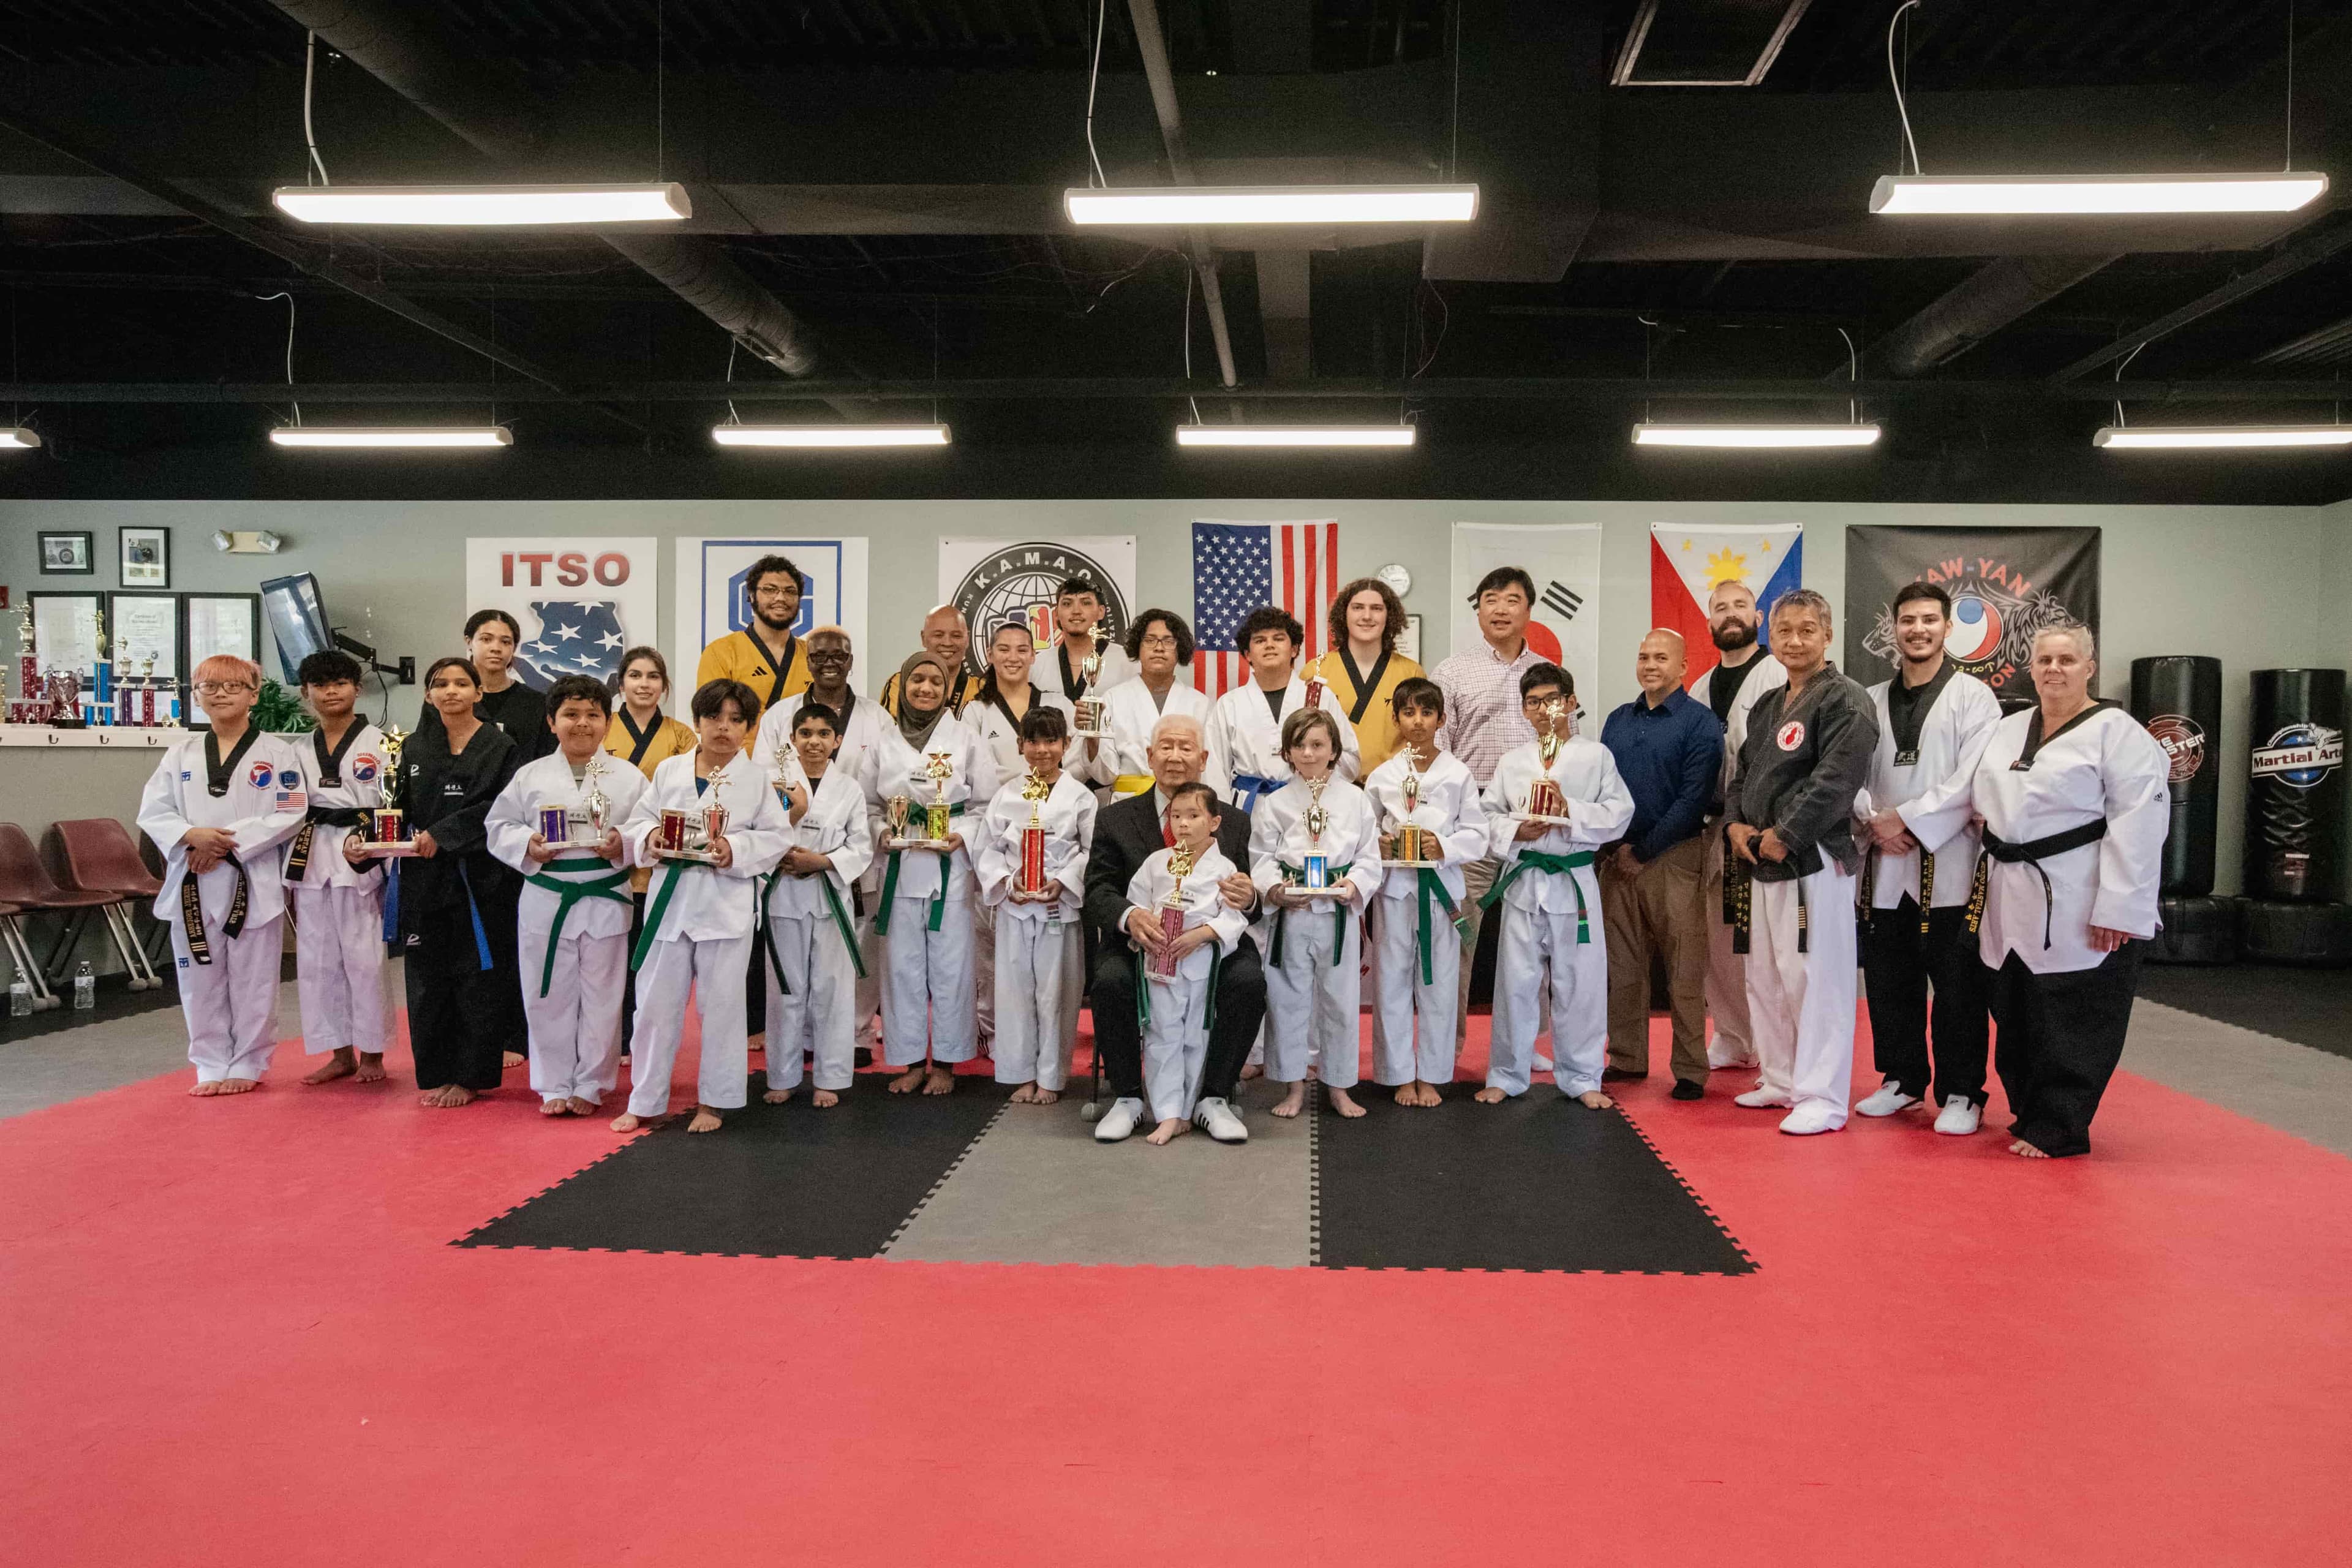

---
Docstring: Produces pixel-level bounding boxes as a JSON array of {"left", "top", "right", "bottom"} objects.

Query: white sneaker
[
  {"left": 1532, "top": 1055, "right": 1556, "bottom": 1074},
  {"left": 1733, "top": 1088, "right": 1792, "bottom": 1109},
  {"left": 1778, "top": 1104, "right": 1844, "bottom": 1136},
  {"left": 1093, "top": 1096, "right": 1145, "bottom": 1143},
  {"left": 1193, "top": 1096, "right": 1248, "bottom": 1144},
  {"left": 1855, "top": 1082, "right": 1920, "bottom": 1118},
  {"left": 1933, "top": 1096, "right": 1982, "bottom": 1136},
  {"left": 1707, "top": 1044, "right": 1757, "bottom": 1070}
]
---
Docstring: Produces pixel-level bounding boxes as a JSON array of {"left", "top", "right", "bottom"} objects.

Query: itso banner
[
  {"left": 1649, "top": 522, "right": 1803, "bottom": 686},
  {"left": 673, "top": 536, "right": 870, "bottom": 714},
  {"left": 1844, "top": 525, "right": 2100, "bottom": 709},
  {"left": 1449, "top": 522, "right": 1600, "bottom": 685},
  {"left": 936, "top": 536, "right": 1137, "bottom": 679},
  {"left": 463, "top": 537, "right": 659, "bottom": 692}
]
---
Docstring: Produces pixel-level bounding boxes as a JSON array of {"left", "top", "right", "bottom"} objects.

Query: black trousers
[
  {"left": 1860, "top": 895, "right": 1993, "bottom": 1106},
  {"left": 1989, "top": 943, "right": 2142, "bottom": 1158},
  {"left": 618, "top": 891, "right": 645, "bottom": 1055},
  {"left": 404, "top": 918, "right": 516, "bottom": 1091},
  {"left": 1090, "top": 933, "right": 1266, "bottom": 1104}
]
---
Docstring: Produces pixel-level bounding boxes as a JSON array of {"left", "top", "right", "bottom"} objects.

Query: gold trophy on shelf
[
  {"left": 1016, "top": 768, "right": 1051, "bottom": 899},
  {"left": 1147, "top": 840, "right": 1194, "bottom": 981},
  {"left": 1525, "top": 698, "right": 1569, "bottom": 823},
  {"left": 1071, "top": 626, "right": 1109, "bottom": 738},
  {"left": 921, "top": 751, "right": 956, "bottom": 844}
]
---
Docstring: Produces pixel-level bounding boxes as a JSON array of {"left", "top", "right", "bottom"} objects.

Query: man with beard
[
  {"left": 696, "top": 554, "right": 815, "bottom": 712},
  {"left": 880, "top": 605, "right": 986, "bottom": 717},
  {"left": 1690, "top": 580, "right": 1785, "bottom": 1076}
]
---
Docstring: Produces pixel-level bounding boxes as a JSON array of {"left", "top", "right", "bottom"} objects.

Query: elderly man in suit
[{"left": 1085, "top": 713, "right": 1266, "bottom": 1144}]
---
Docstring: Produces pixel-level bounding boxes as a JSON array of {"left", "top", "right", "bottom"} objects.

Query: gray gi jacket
[{"left": 1730, "top": 663, "right": 1880, "bottom": 881}]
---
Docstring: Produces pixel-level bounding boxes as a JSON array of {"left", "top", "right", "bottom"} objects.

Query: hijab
[{"left": 895, "top": 649, "right": 952, "bottom": 750}]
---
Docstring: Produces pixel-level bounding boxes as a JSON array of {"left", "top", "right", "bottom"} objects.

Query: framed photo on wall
[
  {"left": 118, "top": 526, "right": 170, "bottom": 589},
  {"left": 37, "top": 530, "right": 94, "bottom": 575}
]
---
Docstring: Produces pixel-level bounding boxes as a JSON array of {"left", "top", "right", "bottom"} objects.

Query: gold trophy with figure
[
  {"left": 1524, "top": 698, "right": 1571, "bottom": 823},
  {"left": 1147, "top": 840, "right": 1194, "bottom": 981},
  {"left": 1298, "top": 776, "right": 1340, "bottom": 895},
  {"left": 921, "top": 751, "right": 956, "bottom": 844},
  {"left": 883, "top": 792, "right": 914, "bottom": 848},
  {"left": 368, "top": 724, "right": 417, "bottom": 851},
  {"left": 1017, "top": 768, "right": 1052, "bottom": 897},
  {"left": 1071, "top": 626, "right": 1109, "bottom": 738},
  {"left": 1389, "top": 748, "right": 1431, "bottom": 864}
]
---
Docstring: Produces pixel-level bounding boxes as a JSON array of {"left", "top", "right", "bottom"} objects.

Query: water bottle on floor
[
  {"left": 74, "top": 961, "right": 95, "bottom": 1011},
  {"left": 9, "top": 978, "right": 29, "bottom": 1017}
]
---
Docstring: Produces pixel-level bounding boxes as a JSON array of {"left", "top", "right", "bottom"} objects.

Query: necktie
[{"left": 1161, "top": 804, "right": 1175, "bottom": 848}]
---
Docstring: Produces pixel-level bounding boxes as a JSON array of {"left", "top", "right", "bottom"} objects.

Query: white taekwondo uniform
[
  {"left": 1362, "top": 747, "right": 1487, "bottom": 1087},
  {"left": 1125, "top": 843, "right": 1248, "bottom": 1125},
  {"left": 1207, "top": 674, "right": 1362, "bottom": 815},
  {"left": 753, "top": 688, "right": 887, "bottom": 1050},
  {"left": 1095, "top": 677, "right": 1221, "bottom": 799},
  {"left": 1248, "top": 774, "right": 1384, "bottom": 1088},
  {"left": 285, "top": 722, "right": 393, "bottom": 1061},
  {"left": 972, "top": 768, "right": 1096, "bottom": 1091},
  {"left": 1693, "top": 651, "right": 1788, "bottom": 1070},
  {"left": 870, "top": 713, "right": 1001, "bottom": 1068},
  {"left": 759, "top": 764, "right": 875, "bottom": 1095}
]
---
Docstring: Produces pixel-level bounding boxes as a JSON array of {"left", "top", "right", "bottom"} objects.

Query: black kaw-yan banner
[{"left": 1845, "top": 526, "right": 2101, "bottom": 708}]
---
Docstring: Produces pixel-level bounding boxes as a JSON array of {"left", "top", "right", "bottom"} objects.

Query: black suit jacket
[{"left": 1084, "top": 789, "right": 1258, "bottom": 946}]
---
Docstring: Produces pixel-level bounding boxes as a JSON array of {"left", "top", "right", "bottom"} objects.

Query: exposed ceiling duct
[
  {"left": 1863, "top": 254, "right": 2117, "bottom": 376},
  {"left": 1125, "top": 0, "right": 1239, "bottom": 390},
  {"left": 1610, "top": 0, "right": 1817, "bottom": 88}
]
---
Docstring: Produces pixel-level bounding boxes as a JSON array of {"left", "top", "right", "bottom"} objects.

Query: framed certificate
[
  {"left": 107, "top": 593, "right": 182, "bottom": 680},
  {"left": 181, "top": 592, "right": 261, "bottom": 728},
  {"left": 28, "top": 591, "right": 104, "bottom": 677}
]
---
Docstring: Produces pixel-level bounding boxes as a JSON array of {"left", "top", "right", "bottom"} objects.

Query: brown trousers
[{"left": 1600, "top": 834, "right": 1710, "bottom": 1082}]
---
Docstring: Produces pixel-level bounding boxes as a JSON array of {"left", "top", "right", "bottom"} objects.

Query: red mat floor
[{"left": 4, "top": 1008, "right": 2348, "bottom": 1566}]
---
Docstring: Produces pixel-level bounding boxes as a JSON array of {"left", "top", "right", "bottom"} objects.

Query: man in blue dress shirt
[{"left": 1598, "top": 630, "right": 1724, "bottom": 1099}]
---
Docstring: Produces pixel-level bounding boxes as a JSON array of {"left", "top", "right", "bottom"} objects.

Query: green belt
[
  {"left": 873, "top": 801, "right": 967, "bottom": 936},
  {"left": 1478, "top": 848, "right": 1596, "bottom": 944},
  {"left": 524, "top": 854, "right": 634, "bottom": 995},
  {"left": 1413, "top": 868, "right": 1464, "bottom": 986},
  {"left": 1134, "top": 945, "right": 1218, "bottom": 1036},
  {"left": 756, "top": 867, "right": 872, "bottom": 990},
  {"left": 629, "top": 860, "right": 693, "bottom": 972},
  {"left": 1268, "top": 862, "right": 1354, "bottom": 969}
]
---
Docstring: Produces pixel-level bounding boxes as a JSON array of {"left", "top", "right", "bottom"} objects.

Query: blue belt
[{"left": 1228, "top": 774, "right": 1284, "bottom": 813}]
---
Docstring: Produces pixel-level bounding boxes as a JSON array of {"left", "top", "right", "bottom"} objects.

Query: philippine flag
[{"left": 1650, "top": 522, "right": 1804, "bottom": 686}]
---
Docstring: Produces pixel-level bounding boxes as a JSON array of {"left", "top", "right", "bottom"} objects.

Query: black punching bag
[
  {"left": 2244, "top": 669, "right": 2346, "bottom": 903},
  {"left": 2130, "top": 655, "right": 2220, "bottom": 897}
]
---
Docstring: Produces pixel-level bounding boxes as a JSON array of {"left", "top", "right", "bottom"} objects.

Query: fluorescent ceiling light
[
  {"left": 1175, "top": 424, "right": 1415, "bottom": 448},
  {"left": 712, "top": 423, "right": 951, "bottom": 447},
  {"left": 1067, "top": 184, "right": 1478, "bottom": 226},
  {"left": 270, "top": 426, "right": 513, "bottom": 448},
  {"left": 1871, "top": 172, "right": 2327, "bottom": 215},
  {"left": 0, "top": 427, "right": 40, "bottom": 448},
  {"left": 1633, "top": 422, "right": 1880, "bottom": 448},
  {"left": 272, "top": 183, "right": 692, "bottom": 225},
  {"left": 2094, "top": 424, "right": 2352, "bottom": 450}
]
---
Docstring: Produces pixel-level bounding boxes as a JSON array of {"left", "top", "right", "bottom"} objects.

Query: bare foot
[
  {"left": 763, "top": 1086, "right": 796, "bottom": 1104},
  {"left": 1417, "top": 1081, "right": 1444, "bottom": 1107},
  {"left": 214, "top": 1078, "right": 260, "bottom": 1095},
  {"left": 609, "top": 1112, "right": 644, "bottom": 1133},
  {"left": 1270, "top": 1084, "right": 1306, "bottom": 1118},
  {"left": 355, "top": 1053, "right": 386, "bottom": 1084},
  {"left": 303, "top": 1050, "right": 357, "bottom": 1085},
  {"left": 687, "top": 1106, "right": 723, "bottom": 1134},
  {"left": 888, "top": 1066, "right": 927, "bottom": 1095},
  {"left": 1576, "top": 1090, "right": 1616, "bottom": 1110},
  {"left": 1008, "top": 1082, "right": 1040, "bottom": 1104},
  {"left": 2009, "top": 1139, "right": 2051, "bottom": 1159},
  {"left": 1393, "top": 1084, "right": 1417, "bottom": 1107},
  {"left": 1034, "top": 1088, "right": 1060, "bottom": 1104},
  {"left": 423, "top": 1084, "right": 475, "bottom": 1107},
  {"left": 539, "top": 1097, "right": 569, "bottom": 1117},
  {"left": 1240, "top": 1062, "right": 1264, "bottom": 1081},
  {"left": 565, "top": 1097, "right": 597, "bottom": 1116},
  {"left": 188, "top": 1079, "right": 220, "bottom": 1096},
  {"left": 923, "top": 1065, "right": 956, "bottom": 1096},
  {"left": 1144, "top": 1117, "right": 1190, "bottom": 1145},
  {"left": 1474, "top": 1086, "right": 1509, "bottom": 1104},
  {"left": 812, "top": 1088, "right": 839, "bottom": 1108},
  {"left": 747, "top": 1033, "right": 765, "bottom": 1056},
  {"left": 1327, "top": 1086, "right": 1366, "bottom": 1118},
  {"left": 502, "top": 1050, "right": 526, "bottom": 1069}
]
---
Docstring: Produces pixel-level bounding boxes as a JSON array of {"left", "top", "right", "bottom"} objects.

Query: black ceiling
[{"left": 0, "top": 0, "right": 2346, "bottom": 503}]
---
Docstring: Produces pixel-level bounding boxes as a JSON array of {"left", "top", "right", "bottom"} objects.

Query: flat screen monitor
[{"left": 258, "top": 572, "right": 333, "bottom": 684}]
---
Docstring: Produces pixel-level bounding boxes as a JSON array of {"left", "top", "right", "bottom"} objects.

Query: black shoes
[
  {"left": 1600, "top": 1066, "right": 1646, "bottom": 1083},
  {"left": 1670, "top": 1079, "right": 1705, "bottom": 1101}
]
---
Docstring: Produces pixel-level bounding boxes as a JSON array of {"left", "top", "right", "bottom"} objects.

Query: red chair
[
  {"left": 0, "top": 823, "right": 124, "bottom": 998},
  {"left": 50, "top": 818, "right": 168, "bottom": 992}
]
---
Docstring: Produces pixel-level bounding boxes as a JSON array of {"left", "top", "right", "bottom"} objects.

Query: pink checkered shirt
[{"left": 1433, "top": 639, "right": 1543, "bottom": 785}]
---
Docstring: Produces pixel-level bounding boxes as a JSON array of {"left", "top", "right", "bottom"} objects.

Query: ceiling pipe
[
  {"left": 2051, "top": 218, "right": 2352, "bottom": 382},
  {"left": 1863, "top": 255, "right": 2118, "bottom": 376},
  {"left": 264, "top": 0, "right": 869, "bottom": 412},
  {"left": 1126, "top": 0, "right": 1240, "bottom": 390}
]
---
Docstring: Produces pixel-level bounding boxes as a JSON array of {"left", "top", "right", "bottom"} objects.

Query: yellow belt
[{"left": 1112, "top": 774, "right": 1155, "bottom": 799}]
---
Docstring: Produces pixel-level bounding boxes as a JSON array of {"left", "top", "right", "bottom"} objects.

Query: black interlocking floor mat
[
  {"left": 458, "top": 1073, "right": 1006, "bottom": 1259},
  {"left": 2137, "top": 962, "right": 2352, "bottom": 1062},
  {"left": 1313, "top": 1084, "right": 1754, "bottom": 1275}
]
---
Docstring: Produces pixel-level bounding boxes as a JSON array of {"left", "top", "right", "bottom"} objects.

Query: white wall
[{"left": 4, "top": 494, "right": 2343, "bottom": 894}]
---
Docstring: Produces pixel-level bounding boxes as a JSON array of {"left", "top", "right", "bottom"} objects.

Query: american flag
[
  {"left": 1191, "top": 519, "right": 1341, "bottom": 697},
  {"left": 512, "top": 598, "right": 630, "bottom": 691}
]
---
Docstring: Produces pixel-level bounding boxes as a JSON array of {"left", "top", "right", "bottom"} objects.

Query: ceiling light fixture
[
  {"left": 1066, "top": 184, "right": 1478, "bottom": 226},
  {"left": 272, "top": 183, "right": 692, "bottom": 226},
  {"left": 1632, "top": 423, "right": 1882, "bottom": 448},
  {"left": 270, "top": 426, "right": 513, "bottom": 448},
  {"left": 2093, "top": 423, "right": 2352, "bottom": 449},
  {"left": 1175, "top": 424, "right": 1416, "bottom": 448},
  {"left": 1872, "top": 172, "right": 2328, "bottom": 215},
  {"left": 0, "top": 427, "right": 40, "bottom": 448},
  {"left": 711, "top": 423, "right": 951, "bottom": 447}
]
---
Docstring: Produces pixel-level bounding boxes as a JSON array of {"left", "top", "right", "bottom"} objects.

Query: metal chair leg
[
  {"left": 98, "top": 903, "right": 153, "bottom": 992},
  {"left": 2, "top": 914, "right": 59, "bottom": 1009}
]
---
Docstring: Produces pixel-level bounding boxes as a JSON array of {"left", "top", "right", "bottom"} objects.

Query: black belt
[
  {"left": 1858, "top": 844, "right": 1937, "bottom": 936},
  {"left": 1969, "top": 820, "right": 2109, "bottom": 949},
  {"left": 286, "top": 805, "right": 373, "bottom": 880},
  {"left": 180, "top": 852, "right": 249, "bottom": 965},
  {"left": 1725, "top": 827, "right": 1808, "bottom": 956}
]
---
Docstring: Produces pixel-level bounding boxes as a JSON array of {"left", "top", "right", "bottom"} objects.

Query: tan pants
[{"left": 1600, "top": 835, "right": 1710, "bottom": 1084}]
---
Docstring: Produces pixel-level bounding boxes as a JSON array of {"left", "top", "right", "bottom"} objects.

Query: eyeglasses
[
  {"left": 1138, "top": 634, "right": 1179, "bottom": 649},
  {"left": 753, "top": 585, "right": 799, "bottom": 601},
  {"left": 195, "top": 681, "right": 255, "bottom": 696}
]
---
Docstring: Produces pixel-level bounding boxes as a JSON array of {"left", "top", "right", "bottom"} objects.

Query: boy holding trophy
[
  {"left": 1122, "top": 782, "right": 1248, "bottom": 1145},
  {"left": 1477, "top": 663, "right": 1635, "bottom": 1107},
  {"left": 974, "top": 706, "right": 1097, "bottom": 1103},
  {"left": 758, "top": 702, "right": 873, "bottom": 1109},
  {"left": 1362, "top": 679, "right": 1487, "bottom": 1107},
  {"left": 613, "top": 679, "right": 790, "bottom": 1134},
  {"left": 487, "top": 675, "right": 646, "bottom": 1116},
  {"left": 286, "top": 650, "right": 396, "bottom": 1088},
  {"left": 1248, "top": 708, "right": 1384, "bottom": 1120}
]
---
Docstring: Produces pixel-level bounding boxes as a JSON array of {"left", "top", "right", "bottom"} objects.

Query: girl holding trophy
[
  {"left": 1362, "top": 679, "right": 1487, "bottom": 1107},
  {"left": 758, "top": 702, "right": 873, "bottom": 1109},
  {"left": 614, "top": 679, "right": 790, "bottom": 1134},
  {"left": 1248, "top": 708, "right": 1384, "bottom": 1120},
  {"left": 487, "top": 675, "right": 645, "bottom": 1117},
  {"left": 1122, "top": 782, "right": 1246, "bottom": 1145},
  {"left": 871, "top": 650, "right": 1001, "bottom": 1096},
  {"left": 973, "top": 705, "right": 1096, "bottom": 1104}
]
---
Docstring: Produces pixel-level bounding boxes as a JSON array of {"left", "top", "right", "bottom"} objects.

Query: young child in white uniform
[
  {"left": 614, "top": 679, "right": 790, "bottom": 1134},
  {"left": 973, "top": 706, "right": 1096, "bottom": 1102},
  {"left": 284, "top": 650, "right": 393, "bottom": 1088},
  {"left": 1363, "top": 678, "right": 1487, "bottom": 1106},
  {"left": 488, "top": 675, "right": 646, "bottom": 1115},
  {"left": 1477, "top": 662, "right": 1635, "bottom": 1107},
  {"left": 1124, "top": 782, "right": 1249, "bottom": 1145},
  {"left": 1206, "top": 605, "right": 1362, "bottom": 816},
  {"left": 135, "top": 654, "right": 307, "bottom": 1094},
  {"left": 758, "top": 701, "right": 874, "bottom": 1107},
  {"left": 1250, "top": 707, "right": 1384, "bottom": 1119}
]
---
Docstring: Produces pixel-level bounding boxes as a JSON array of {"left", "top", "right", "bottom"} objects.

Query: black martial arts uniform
[{"left": 390, "top": 722, "right": 522, "bottom": 1091}]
